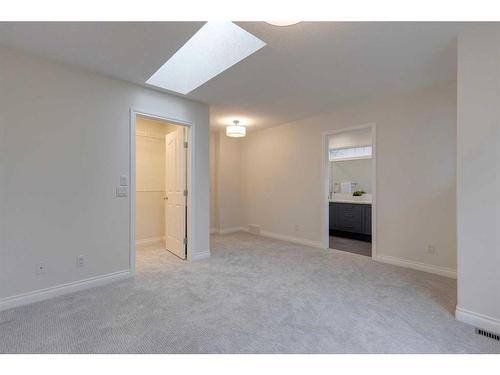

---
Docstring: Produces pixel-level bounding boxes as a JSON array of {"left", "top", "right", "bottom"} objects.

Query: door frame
[
  {"left": 321, "top": 123, "right": 377, "bottom": 259},
  {"left": 129, "top": 108, "right": 194, "bottom": 274}
]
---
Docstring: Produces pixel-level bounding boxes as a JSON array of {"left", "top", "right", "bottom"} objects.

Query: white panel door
[{"left": 164, "top": 127, "right": 186, "bottom": 259}]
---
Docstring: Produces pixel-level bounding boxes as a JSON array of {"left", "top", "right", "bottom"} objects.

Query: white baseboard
[
  {"left": 216, "top": 225, "right": 324, "bottom": 249},
  {"left": 373, "top": 254, "right": 457, "bottom": 279},
  {"left": 217, "top": 227, "right": 246, "bottom": 235},
  {"left": 259, "top": 230, "right": 324, "bottom": 249},
  {"left": 456, "top": 306, "right": 500, "bottom": 334},
  {"left": 136, "top": 236, "right": 164, "bottom": 246},
  {"left": 189, "top": 250, "right": 210, "bottom": 261},
  {"left": 0, "top": 270, "right": 132, "bottom": 312}
]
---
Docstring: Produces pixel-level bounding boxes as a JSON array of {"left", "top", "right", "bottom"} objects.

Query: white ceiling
[{"left": 0, "top": 22, "right": 465, "bottom": 131}]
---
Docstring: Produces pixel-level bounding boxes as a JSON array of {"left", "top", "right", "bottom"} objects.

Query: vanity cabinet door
[
  {"left": 362, "top": 205, "right": 372, "bottom": 235},
  {"left": 329, "top": 203, "right": 335, "bottom": 230}
]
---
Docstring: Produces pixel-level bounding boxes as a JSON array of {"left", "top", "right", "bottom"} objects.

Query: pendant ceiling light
[
  {"left": 265, "top": 21, "right": 301, "bottom": 26},
  {"left": 226, "top": 120, "right": 246, "bottom": 138}
]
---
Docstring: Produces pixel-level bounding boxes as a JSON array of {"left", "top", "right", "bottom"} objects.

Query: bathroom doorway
[{"left": 322, "top": 124, "right": 376, "bottom": 257}]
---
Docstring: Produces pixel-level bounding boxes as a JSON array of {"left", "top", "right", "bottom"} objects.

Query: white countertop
[
  {"left": 329, "top": 193, "right": 372, "bottom": 204},
  {"left": 329, "top": 199, "right": 372, "bottom": 204}
]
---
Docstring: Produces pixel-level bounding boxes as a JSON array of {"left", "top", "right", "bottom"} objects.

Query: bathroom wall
[
  {"left": 331, "top": 159, "right": 372, "bottom": 193},
  {"left": 329, "top": 128, "right": 373, "bottom": 194},
  {"left": 135, "top": 117, "right": 177, "bottom": 244}
]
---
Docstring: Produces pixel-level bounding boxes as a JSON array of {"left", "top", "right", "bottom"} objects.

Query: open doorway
[
  {"left": 133, "top": 114, "right": 190, "bottom": 265},
  {"left": 323, "top": 124, "right": 376, "bottom": 257}
]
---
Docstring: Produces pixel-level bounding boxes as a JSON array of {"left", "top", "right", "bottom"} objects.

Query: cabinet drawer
[{"left": 331, "top": 203, "right": 363, "bottom": 233}]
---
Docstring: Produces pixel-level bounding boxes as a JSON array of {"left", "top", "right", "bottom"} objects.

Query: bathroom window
[{"left": 329, "top": 145, "right": 372, "bottom": 161}]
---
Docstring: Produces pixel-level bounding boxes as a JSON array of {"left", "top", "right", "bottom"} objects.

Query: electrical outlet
[
  {"left": 76, "top": 255, "right": 85, "bottom": 268},
  {"left": 294, "top": 224, "right": 300, "bottom": 233},
  {"left": 36, "top": 262, "right": 46, "bottom": 275},
  {"left": 427, "top": 245, "right": 436, "bottom": 255}
]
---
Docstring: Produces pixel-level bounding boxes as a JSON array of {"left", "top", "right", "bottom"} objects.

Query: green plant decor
[{"left": 352, "top": 190, "right": 366, "bottom": 197}]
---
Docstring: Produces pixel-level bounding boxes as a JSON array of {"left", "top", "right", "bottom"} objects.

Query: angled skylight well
[{"left": 146, "top": 22, "right": 266, "bottom": 95}]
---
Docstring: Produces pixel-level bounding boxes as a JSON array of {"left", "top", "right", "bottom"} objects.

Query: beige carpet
[{"left": 0, "top": 232, "right": 498, "bottom": 353}]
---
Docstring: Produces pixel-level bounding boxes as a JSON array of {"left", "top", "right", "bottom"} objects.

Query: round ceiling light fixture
[
  {"left": 226, "top": 120, "right": 246, "bottom": 138},
  {"left": 265, "top": 21, "right": 301, "bottom": 26}
]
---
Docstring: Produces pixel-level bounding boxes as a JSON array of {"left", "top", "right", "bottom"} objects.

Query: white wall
[
  {"left": 241, "top": 82, "right": 457, "bottom": 275},
  {"left": 210, "top": 131, "right": 245, "bottom": 232},
  {"left": 456, "top": 25, "right": 500, "bottom": 333},
  {"left": 328, "top": 127, "right": 372, "bottom": 149},
  {"left": 0, "top": 47, "right": 210, "bottom": 308},
  {"left": 209, "top": 132, "right": 219, "bottom": 232}
]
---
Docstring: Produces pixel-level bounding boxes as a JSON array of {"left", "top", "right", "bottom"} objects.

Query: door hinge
[
  {"left": 183, "top": 189, "right": 188, "bottom": 197},
  {"left": 183, "top": 238, "right": 187, "bottom": 245},
  {"left": 184, "top": 141, "right": 188, "bottom": 148}
]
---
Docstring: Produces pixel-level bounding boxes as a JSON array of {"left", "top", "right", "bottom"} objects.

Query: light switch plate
[
  {"left": 120, "top": 175, "right": 128, "bottom": 186},
  {"left": 115, "top": 186, "right": 128, "bottom": 197},
  {"left": 77, "top": 255, "right": 85, "bottom": 268}
]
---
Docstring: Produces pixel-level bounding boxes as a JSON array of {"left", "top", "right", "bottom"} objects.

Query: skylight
[{"left": 146, "top": 22, "right": 266, "bottom": 95}]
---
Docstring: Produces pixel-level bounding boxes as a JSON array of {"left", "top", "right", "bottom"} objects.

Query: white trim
[
  {"left": 456, "top": 306, "right": 500, "bottom": 334},
  {"left": 130, "top": 108, "right": 200, "bottom": 267},
  {"left": 135, "top": 236, "right": 165, "bottom": 246},
  {"left": 329, "top": 155, "right": 372, "bottom": 162},
  {"left": 373, "top": 254, "right": 457, "bottom": 279},
  {"left": 259, "top": 230, "right": 324, "bottom": 249},
  {"left": 218, "top": 227, "right": 246, "bottom": 235},
  {"left": 188, "top": 250, "right": 211, "bottom": 261},
  {"left": 322, "top": 123, "right": 377, "bottom": 259},
  {"left": 0, "top": 270, "right": 131, "bottom": 312}
]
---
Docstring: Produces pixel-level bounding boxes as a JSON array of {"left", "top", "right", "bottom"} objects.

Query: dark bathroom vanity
[{"left": 329, "top": 201, "right": 372, "bottom": 242}]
